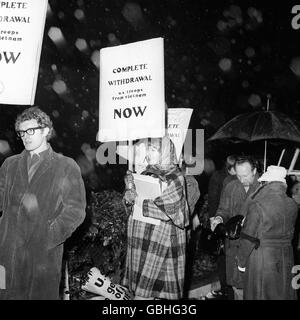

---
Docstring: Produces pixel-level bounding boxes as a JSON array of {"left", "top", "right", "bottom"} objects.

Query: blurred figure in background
[
  {"left": 208, "top": 154, "right": 238, "bottom": 218},
  {"left": 181, "top": 159, "right": 201, "bottom": 238},
  {"left": 181, "top": 159, "right": 200, "bottom": 297},
  {"left": 0, "top": 138, "right": 13, "bottom": 166},
  {"left": 205, "top": 154, "right": 237, "bottom": 299}
]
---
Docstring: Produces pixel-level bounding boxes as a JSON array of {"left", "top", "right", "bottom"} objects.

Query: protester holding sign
[
  {"left": 122, "top": 136, "right": 189, "bottom": 299},
  {"left": 0, "top": 107, "right": 86, "bottom": 299}
]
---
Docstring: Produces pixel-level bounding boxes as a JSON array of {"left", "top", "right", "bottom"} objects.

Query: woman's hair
[{"left": 15, "top": 106, "right": 53, "bottom": 141}]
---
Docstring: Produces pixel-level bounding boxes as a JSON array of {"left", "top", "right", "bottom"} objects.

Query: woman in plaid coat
[{"left": 122, "top": 136, "right": 189, "bottom": 299}]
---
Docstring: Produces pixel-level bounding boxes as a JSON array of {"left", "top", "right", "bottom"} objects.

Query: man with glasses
[{"left": 0, "top": 106, "right": 86, "bottom": 300}]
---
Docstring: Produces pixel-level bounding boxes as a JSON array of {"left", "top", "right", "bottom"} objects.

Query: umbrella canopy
[{"left": 208, "top": 110, "right": 300, "bottom": 144}]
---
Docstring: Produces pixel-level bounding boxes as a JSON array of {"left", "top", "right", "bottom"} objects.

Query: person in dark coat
[
  {"left": 211, "top": 155, "right": 260, "bottom": 300},
  {"left": 236, "top": 165, "right": 298, "bottom": 300},
  {"left": 205, "top": 155, "right": 237, "bottom": 299},
  {"left": 289, "top": 181, "right": 300, "bottom": 266},
  {"left": 0, "top": 107, "right": 86, "bottom": 300},
  {"left": 208, "top": 155, "right": 237, "bottom": 219}
]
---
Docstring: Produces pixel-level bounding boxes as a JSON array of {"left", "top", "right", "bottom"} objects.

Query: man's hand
[
  {"left": 210, "top": 216, "right": 223, "bottom": 231},
  {"left": 192, "top": 214, "right": 201, "bottom": 230},
  {"left": 123, "top": 189, "right": 137, "bottom": 206},
  {"left": 238, "top": 266, "right": 246, "bottom": 273}
]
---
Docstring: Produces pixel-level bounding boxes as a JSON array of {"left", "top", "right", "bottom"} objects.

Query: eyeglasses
[{"left": 16, "top": 126, "right": 45, "bottom": 138}]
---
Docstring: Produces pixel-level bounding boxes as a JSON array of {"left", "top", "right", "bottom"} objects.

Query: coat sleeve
[
  {"left": 236, "top": 201, "right": 261, "bottom": 268},
  {"left": 142, "top": 175, "right": 185, "bottom": 225},
  {"left": 48, "top": 160, "right": 86, "bottom": 249}
]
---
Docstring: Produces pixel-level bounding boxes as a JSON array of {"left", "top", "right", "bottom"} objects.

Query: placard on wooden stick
[
  {"left": 98, "top": 37, "right": 165, "bottom": 142},
  {"left": 0, "top": 0, "right": 48, "bottom": 105}
]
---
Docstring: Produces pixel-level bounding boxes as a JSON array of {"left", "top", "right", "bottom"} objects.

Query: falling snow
[{"left": 0, "top": 0, "right": 299, "bottom": 191}]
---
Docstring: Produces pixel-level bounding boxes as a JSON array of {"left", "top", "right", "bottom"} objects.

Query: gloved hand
[
  {"left": 210, "top": 216, "right": 223, "bottom": 232},
  {"left": 225, "top": 215, "right": 244, "bottom": 240},
  {"left": 213, "top": 222, "right": 226, "bottom": 238}
]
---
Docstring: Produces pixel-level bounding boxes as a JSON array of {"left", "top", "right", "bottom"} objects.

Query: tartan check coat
[{"left": 122, "top": 169, "right": 189, "bottom": 299}]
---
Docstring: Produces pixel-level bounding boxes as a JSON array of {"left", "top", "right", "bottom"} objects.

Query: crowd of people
[
  {"left": 122, "top": 140, "right": 300, "bottom": 300},
  {"left": 0, "top": 106, "right": 299, "bottom": 300},
  {"left": 203, "top": 156, "right": 300, "bottom": 300}
]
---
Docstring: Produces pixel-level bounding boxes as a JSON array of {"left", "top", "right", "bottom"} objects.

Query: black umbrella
[
  {"left": 208, "top": 110, "right": 300, "bottom": 143},
  {"left": 208, "top": 110, "right": 300, "bottom": 171}
]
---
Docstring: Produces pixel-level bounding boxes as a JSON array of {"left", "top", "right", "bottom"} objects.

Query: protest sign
[
  {"left": 98, "top": 37, "right": 165, "bottom": 142},
  {"left": 167, "top": 108, "right": 193, "bottom": 161},
  {"left": 167, "top": 108, "right": 204, "bottom": 175},
  {"left": 115, "top": 108, "right": 194, "bottom": 170},
  {"left": 0, "top": 0, "right": 48, "bottom": 105},
  {"left": 82, "top": 267, "right": 133, "bottom": 300},
  {"left": 132, "top": 173, "right": 162, "bottom": 225}
]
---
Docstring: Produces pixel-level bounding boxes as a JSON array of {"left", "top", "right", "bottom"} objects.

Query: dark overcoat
[
  {"left": 216, "top": 176, "right": 260, "bottom": 288},
  {"left": 0, "top": 147, "right": 86, "bottom": 300},
  {"left": 237, "top": 182, "right": 298, "bottom": 300}
]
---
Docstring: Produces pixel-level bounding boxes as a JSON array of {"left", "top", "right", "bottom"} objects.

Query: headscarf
[{"left": 142, "top": 136, "right": 180, "bottom": 181}]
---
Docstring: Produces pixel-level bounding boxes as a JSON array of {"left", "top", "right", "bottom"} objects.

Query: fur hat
[{"left": 258, "top": 165, "right": 287, "bottom": 183}]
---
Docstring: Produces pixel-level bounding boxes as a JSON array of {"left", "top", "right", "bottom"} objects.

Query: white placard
[
  {"left": 115, "top": 108, "right": 193, "bottom": 170},
  {"left": 167, "top": 108, "right": 193, "bottom": 161},
  {"left": 82, "top": 267, "right": 133, "bottom": 300},
  {"left": 0, "top": 265, "right": 5, "bottom": 289},
  {"left": 98, "top": 37, "right": 165, "bottom": 142},
  {"left": 132, "top": 173, "right": 162, "bottom": 225},
  {"left": 0, "top": 0, "right": 48, "bottom": 105}
]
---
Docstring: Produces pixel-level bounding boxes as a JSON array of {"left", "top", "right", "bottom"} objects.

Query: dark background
[{"left": 1, "top": 0, "right": 300, "bottom": 189}]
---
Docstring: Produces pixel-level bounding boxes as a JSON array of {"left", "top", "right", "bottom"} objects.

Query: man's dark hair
[
  {"left": 234, "top": 155, "right": 258, "bottom": 171},
  {"left": 15, "top": 106, "right": 53, "bottom": 141}
]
